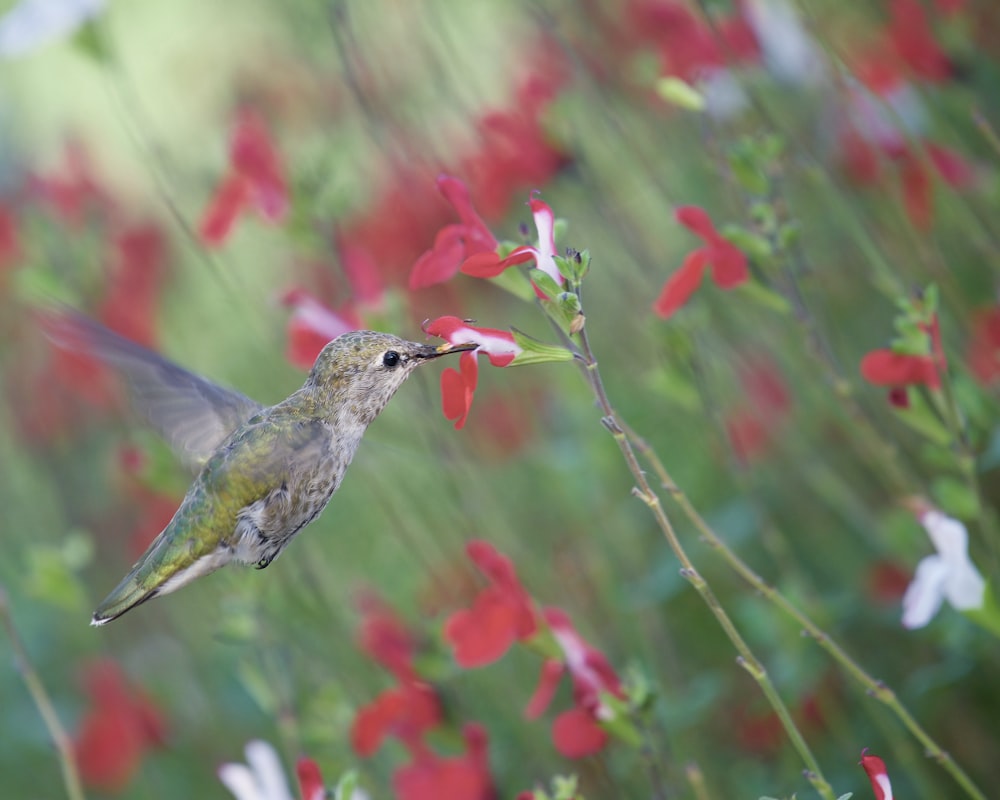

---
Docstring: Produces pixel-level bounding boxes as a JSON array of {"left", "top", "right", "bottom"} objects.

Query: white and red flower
[
  {"left": 860, "top": 749, "right": 894, "bottom": 800},
  {"left": 902, "top": 505, "right": 985, "bottom": 629},
  {"left": 461, "top": 195, "right": 563, "bottom": 294},
  {"left": 424, "top": 316, "right": 520, "bottom": 429}
]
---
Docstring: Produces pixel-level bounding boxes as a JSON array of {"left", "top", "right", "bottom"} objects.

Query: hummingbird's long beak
[{"left": 414, "top": 341, "right": 479, "bottom": 359}]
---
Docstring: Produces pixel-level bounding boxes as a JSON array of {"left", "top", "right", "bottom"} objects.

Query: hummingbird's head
[{"left": 307, "top": 330, "right": 475, "bottom": 423}]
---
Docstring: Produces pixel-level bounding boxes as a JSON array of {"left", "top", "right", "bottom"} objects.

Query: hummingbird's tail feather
[{"left": 91, "top": 577, "right": 161, "bottom": 626}]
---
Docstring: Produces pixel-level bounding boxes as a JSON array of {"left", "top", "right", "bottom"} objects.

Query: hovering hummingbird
[{"left": 48, "top": 312, "right": 475, "bottom": 626}]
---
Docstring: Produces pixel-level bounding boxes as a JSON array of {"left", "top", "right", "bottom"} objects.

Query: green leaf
[
  {"left": 750, "top": 201, "right": 777, "bottom": 234},
  {"left": 777, "top": 221, "right": 801, "bottom": 251},
  {"left": 654, "top": 76, "right": 706, "bottom": 111},
  {"left": 530, "top": 268, "right": 564, "bottom": 300},
  {"left": 931, "top": 476, "right": 979, "bottom": 520},
  {"left": 966, "top": 583, "right": 1000, "bottom": 638},
  {"left": 488, "top": 266, "right": 536, "bottom": 302},
  {"left": 510, "top": 330, "right": 576, "bottom": 366},
  {"left": 334, "top": 770, "right": 359, "bottom": 800},
  {"left": 720, "top": 226, "right": 772, "bottom": 263},
  {"left": 890, "top": 392, "right": 951, "bottom": 446},
  {"left": 737, "top": 281, "right": 792, "bottom": 314}
]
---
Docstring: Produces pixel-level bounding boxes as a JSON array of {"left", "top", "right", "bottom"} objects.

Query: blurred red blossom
[
  {"left": 653, "top": 206, "right": 749, "bottom": 319},
  {"left": 525, "top": 608, "right": 625, "bottom": 758},
  {"left": 394, "top": 724, "right": 494, "bottom": 800},
  {"left": 409, "top": 176, "right": 498, "bottom": 290},
  {"left": 356, "top": 589, "right": 419, "bottom": 682},
  {"left": 461, "top": 195, "right": 563, "bottom": 296},
  {"left": 73, "top": 659, "right": 166, "bottom": 793},
  {"left": 199, "top": 108, "right": 288, "bottom": 247},
  {"left": 424, "top": 317, "right": 520, "bottom": 429},
  {"left": 0, "top": 204, "right": 20, "bottom": 276},
  {"left": 861, "top": 313, "right": 944, "bottom": 406},
  {"left": 966, "top": 306, "right": 1000, "bottom": 385},
  {"left": 725, "top": 356, "right": 792, "bottom": 463},
  {"left": 444, "top": 540, "right": 538, "bottom": 667},
  {"left": 282, "top": 287, "right": 362, "bottom": 370},
  {"left": 98, "top": 223, "right": 171, "bottom": 348},
  {"left": 866, "top": 560, "right": 912, "bottom": 605},
  {"left": 30, "top": 141, "right": 111, "bottom": 226},
  {"left": 460, "top": 55, "right": 571, "bottom": 218},
  {"left": 860, "top": 749, "right": 894, "bottom": 800},
  {"left": 351, "top": 682, "right": 442, "bottom": 757}
]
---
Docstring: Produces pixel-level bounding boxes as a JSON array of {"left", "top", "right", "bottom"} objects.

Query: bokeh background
[{"left": 2, "top": 0, "right": 1000, "bottom": 798}]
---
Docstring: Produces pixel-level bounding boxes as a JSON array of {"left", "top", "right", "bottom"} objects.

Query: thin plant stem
[
  {"left": 0, "top": 586, "right": 86, "bottom": 800},
  {"left": 568, "top": 303, "right": 838, "bottom": 800},
  {"left": 685, "top": 761, "right": 712, "bottom": 800},
  {"left": 615, "top": 421, "right": 987, "bottom": 800}
]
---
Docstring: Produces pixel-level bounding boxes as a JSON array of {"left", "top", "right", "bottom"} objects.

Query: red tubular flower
[
  {"left": 653, "top": 206, "right": 748, "bottom": 319},
  {"left": 351, "top": 682, "right": 441, "bottom": 757},
  {"left": 356, "top": 590, "right": 417, "bottom": 681},
  {"left": 281, "top": 288, "right": 362, "bottom": 370},
  {"left": 199, "top": 108, "right": 288, "bottom": 247},
  {"left": 409, "top": 176, "right": 498, "bottom": 290},
  {"left": 199, "top": 174, "right": 250, "bottom": 247},
  {"left": 73, "top": 660, "right": 166, "bottom": 793},
  {"left": 393, "top": 724, "right": 493, "bottom": 800},
  {"left": 98, "top": 223, "right": 171, "bottom": 348},
  {"left": 444, "top": 540, "right": 537, "bottom": 667},
  {"left": 424, "top": 317, "right": 520, "bottom": 430},
  {"left": 461, "top": 195, "right": 564, "bottom": 294},
  {"left": 966, "top": 307, "right": 1000, "bottom": 385},
  {"left": 887, "top": 0, "right": 951, "bottom": 82},
  {"left": 524, "top": 608, "right": 624, "bottom": 759},
  {"left": 0, "top": 204, "right": 20, "bottom": 276},
  {"left": 860, "top": 350, "right": 940, "bottom": 388},
  {"left": 295, "top": 758, "right": 326, "bottom": 800},
  {"left": 860, "top": 749, "right": 895, "bottom": 800},
  {"left": 229, "top": 108, "right": 288, "bottom": 222}
]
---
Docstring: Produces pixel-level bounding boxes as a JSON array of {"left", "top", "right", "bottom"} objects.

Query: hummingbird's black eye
[{"left": 382, "top": 350, "right": 401, "bottom": 368}]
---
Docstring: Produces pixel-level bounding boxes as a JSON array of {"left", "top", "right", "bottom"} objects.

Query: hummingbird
[{"left": 47, "top": 312, "right": 475, "bottom": 626}]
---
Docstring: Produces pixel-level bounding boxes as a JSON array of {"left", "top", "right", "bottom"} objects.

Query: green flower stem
[
  {"left": 571, "top": 312, "right": 838, "bottom": 800},
  {"left": 617, "top": 424, "right": 988, "bottom": 800},
  {"left": 0, "top": 586, "right": 86, "bottom": 800}
]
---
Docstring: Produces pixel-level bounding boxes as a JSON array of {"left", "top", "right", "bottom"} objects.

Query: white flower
[
  {"left": 0, "top": 0, "right": 104, "bottom": 58},
  {"left": 743, "top": 0, "right": 826, "bottom": 86},
  {"left": 902, "top": 510, "right": 986, "bottom": 629},
  {"left": 219, "top": 740, "right": 295, "bottom": 800}
]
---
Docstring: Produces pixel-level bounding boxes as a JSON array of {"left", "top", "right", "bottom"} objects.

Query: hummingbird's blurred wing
[{"left": 46, "top": 310, "right": 264, "bottom": 469}]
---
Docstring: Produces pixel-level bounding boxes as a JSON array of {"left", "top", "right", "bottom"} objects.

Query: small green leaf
[
  {"left": 890, "top": 392, "right": 951, "bottom": 445},
  {"left": 334, "top": 770, "right": 359, "bottom": 800},
  {"left": 750, "top": 201, "right": 777, "bottom": 234},
  {"left": 931, "top": 476, "right": 979, "bottom": 520},
  {"left": 777, "top": 221, "right": 801, "bottom": 251},
  {"left": 529, "top": 268, "right": 564, "bottom": 300},
  {"left": 654, "top": 76, "right": 706, "bottom": 111},
  {"left": 510, "top": 330, "right": 576, "bottom": 366},
  {"left": 720, "top": 226, "right": 772, "bottom": 263},
  {"left": 737, "top": 281, "right": 792, "bottom": 314}
]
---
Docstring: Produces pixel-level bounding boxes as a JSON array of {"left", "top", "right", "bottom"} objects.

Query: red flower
[
  {"left": 98, "top": 223, "right": 171, "bottom": 348},
  {"left": 653, "top": 206, "right": 749, "bottom": 319},
  {"left": 0, "top": 204, "right": 20, "bottom": 276},
  {"left": 393, "top": 724, "right": 494, "bottom": 800},
  {"left": 461, "top": 195, "right": 564, "bottom": 296},
  {"left": 444, "top": 540, "right": 537, "bottom": 667},
  {"left": 860, "top": 350, "right": 940, "bottom": 389},
  {"left": 199, "top": 108, "right": 288, "bottom": 246},
  {"left": 30, "top": 141, "right": 110, "bottom": 226},
  {"left": 966, "top": 306, "right": 1000, "bottom": 385},
  {"left": 886, "top": 0, "right": 952, "bottom": 83},
  {"left": 409, "top": 176, "right": 498, "bottom": 290},
  {"left": 424, "top": 317, "right": 520, "bottom": 430},
  {"left": 866, "top": 560, "right": 912, "bottom": 605},
  {"left": 524, "top": 607, "right": 623, "bottom": 758},
  {"left": 724, "top": 356, "right": 792, "bottom": 463},
  {"left": 356, "top": 590, "right": 418, "bottom": 681},
  {"left": 860, "top": 749, "right": 894, "bottom": 800},
  {"left": 73, "top": 660, "right": 166, "bottom": 793},
  {"left": 281, "top": 288, "right": 362, "bottom": 370},
  {"left": 460, "top": 57, "right": 571, "bottom": 219},
  {"left": 296, "top": 757, "right": 326, "bottom": 800},
  {"left": 351, "top": 682, "right": 441, "bottom": 757}
]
